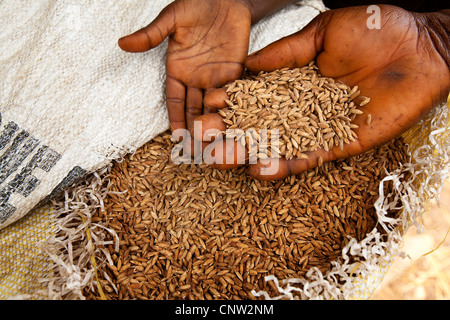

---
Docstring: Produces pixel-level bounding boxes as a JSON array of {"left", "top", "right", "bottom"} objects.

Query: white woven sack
[{"left": 0, "top": 0, "right": 326, "bottom": 229}]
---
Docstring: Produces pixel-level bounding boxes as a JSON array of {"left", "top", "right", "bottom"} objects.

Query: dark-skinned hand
[
  {"left": 118, "top": 0, "right": 299, "bottom": 153},
  {"left": 119, "top": 0, "right": 251, "bottom": 135},
  {"left": 196, "top": 5, "right": 450, "bottom": 180}
]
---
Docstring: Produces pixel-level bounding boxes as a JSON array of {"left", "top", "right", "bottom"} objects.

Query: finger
[
  {"left": 204, "top": 88, "right": 230, "bottom": 110},
  {"left": 248, "top": 99, "right": 391, "bottom": 181},
  {"left": 118, "top": 5, "right": 175, "bottom": 52},
  {"left": 203, "top": 88, "right": 224, "bottom": 114},
  {"left": 247, "top": 149, "right": 328, "bottom": 181},
  {"left": 248, "top": 112, "right": 384, "bottom": 180},
  {"left": 203, "top": 138, "right": 248, "bottom": 170},
  {"left": 186, "top": 87, "right": 203, "bottom": 133},
  {"left": 191, "top": 113, "right": 226, "bottom": 142},
  {"left": 248, "top": 134, "right": 371, "bottom": 181},
  {"left": 166, "top": 76, "right": 186, "bottom": 133},
  {"left": 245, "top": 13, "right": 327, "bottom": 73},
  {"left": 180, "top": 134, "right": 208, "bottom": 159},
  {"left": 203, "top": 105, "right": 216, "bottom": 115}
]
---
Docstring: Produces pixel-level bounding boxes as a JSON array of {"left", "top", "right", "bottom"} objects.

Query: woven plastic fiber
[
  {"left": 0, "top": 0, "right": 327, "bottom": 299},
  {"left": 0, "top": 206, "right": 54, "bottom": 299},
  {"left": 1, "top": 101, "right": 448, "bottom": 301},
  {"left": 0, "top": 0, "right": 325, "bottom": 230},
  {"left": 341, "top": 95, "right": 450, "bottom": 300},
  {"left": 0, "top": 0, "right": 448, "bottom": 299}
]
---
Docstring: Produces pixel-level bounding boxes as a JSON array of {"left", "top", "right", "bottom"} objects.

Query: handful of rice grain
[{"left": 219, "top": 62, "right": 370, "bottom": 161}]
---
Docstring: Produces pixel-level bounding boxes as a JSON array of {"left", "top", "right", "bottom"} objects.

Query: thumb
[
  {"left": 247, "top": 99, "right": 392, "bottom": 181},
  {"left": 248, "top": 140, "right": 366, "bottom": 181},
  {"left": 245, "top": 12, "right": 328, "bottom": 73},
  {"left": 118, "top": 5, "right": 175, "bottom": 52}
]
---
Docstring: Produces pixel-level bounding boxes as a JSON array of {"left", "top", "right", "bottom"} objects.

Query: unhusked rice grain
[
  {"left": 219, "top": 62, "right": 369, "bottom": 160},
  {"left": 84, "top": 132, "right": 410, "bottom": 300}
]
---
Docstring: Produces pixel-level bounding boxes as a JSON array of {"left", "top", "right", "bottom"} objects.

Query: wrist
[{"left": 414, "top": 10, "right": 450, "bottom": 69}]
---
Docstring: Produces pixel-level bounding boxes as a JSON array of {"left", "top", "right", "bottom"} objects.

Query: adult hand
[
  {"left": 118, "top": 0, "right": 252, "bottom": 134},
  {"left": 197, "top": 5, "right": 450, "bottom": 180}
]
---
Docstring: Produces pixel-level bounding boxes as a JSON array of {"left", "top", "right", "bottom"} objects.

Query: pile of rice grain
[
  {"left": 220, "top": 62, "right": 370, "bottom": 160},
  {"left": 85, "top": 132, "right": 409, "bottom": 300}
]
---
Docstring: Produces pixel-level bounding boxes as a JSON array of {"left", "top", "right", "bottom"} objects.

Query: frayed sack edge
[
  {"left": 34, "top": 102, "right": 449, "bottom": 300},
  {"left": 31, "top": 165, "right": 119, "bottom": 300},
  {"left": 252, "top": 101, "right": 450, "bottom": 300}
]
